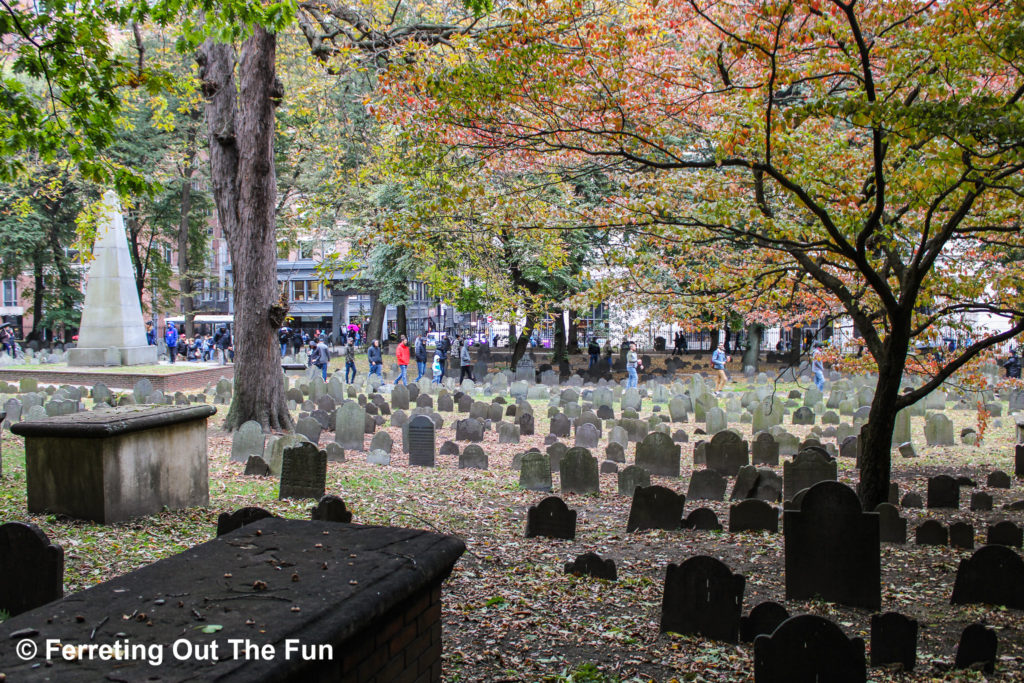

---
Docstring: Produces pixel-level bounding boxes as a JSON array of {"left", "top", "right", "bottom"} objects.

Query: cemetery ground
[{"left": 2, "top": 359, "right": 1023, "bottom": 681}]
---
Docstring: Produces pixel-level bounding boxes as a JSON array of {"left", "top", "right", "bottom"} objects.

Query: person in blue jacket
[{"left": 165, "top": 322, "right": 178, "bottom": 364}]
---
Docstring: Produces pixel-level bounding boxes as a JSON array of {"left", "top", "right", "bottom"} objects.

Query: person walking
[
  {"left": 431, "top": 350, "right": 443, "bottom": 384},
  {"left": 437, "top": 335, "right": 450, "bottom": 382},
  {"left": 459, "top": 339, "right": 474, "bottom": 383},
  {"left": 811, "top": 342, "right": 826, "bottom": 391},
  {"left": 587, "top": 337, "right": 600, "bottom": 369},
  {"left": 215, "top": 326, "right": 231, "bottom": 365},
  {"left": 343, "top": 339, "right": 357, "bottom": 383},
  {"left": 625, "top": 342, "right": 641, "bottom": 388},
  {"left": 309, "top": 338, "right": 330, "bottom": 381},
  {"left": 603, "top": 339, "right": 613, "bottom": 372},
  {"left": 413, "top": 333, "right": 427, "bottom": 381},
  {"left": 367, "top": 339, "right": 383, "bottom": 377},
  {"left": 712, "top": 343, "right": 731, "bottom": 394},
  {"left": 394, "top": 335, "right": 410, "bottom": 386},
  {"left": 278, "top": 325, "right": 290, "bottom": 358},
  {"left": 145, "top": 321, "right": 156, "bottom": 346},
  {"left": 165, "top": 322, "right": 178, "bottom": 364}
]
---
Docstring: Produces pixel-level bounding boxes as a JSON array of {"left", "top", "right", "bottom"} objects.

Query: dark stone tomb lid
[{"left": 11, "top": 404, "right": 217, "bottom": 438}]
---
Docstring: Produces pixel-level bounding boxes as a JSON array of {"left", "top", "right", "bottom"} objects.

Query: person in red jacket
[{"left": 394, "top": 335, "right": 410, "bottom": 386}]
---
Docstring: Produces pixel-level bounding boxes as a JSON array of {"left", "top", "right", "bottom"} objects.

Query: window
[
  {"left": 2, "top": 279, "right": 16, "bottom": 307},
  {"left": 291, "top": 280, "right": 323, "bottom": 302},
  {"left": 297, "top": 241, "right": 315, "bottom": 260}
]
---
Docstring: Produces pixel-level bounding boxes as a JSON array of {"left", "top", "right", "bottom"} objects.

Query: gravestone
[
  {"left": 784, "top": 481, "right": 880, "bottom": 610},
  {"left": 669, "top": 396, "right": 689, "bottom": 422},
  {"left": 546, "top": 442, "right": 567, "bottom": 473},
  {"left": 751, "top": 432, "right": 779, "bottom": 466},
  {"left": 574, "top": 422, "right": 600, "bottom": 449},
  {"left": 459, "top": 444, "right": 488, "bottom": 470},
  {"left": 325, "top": 442, "right": 345, "bottom": 463},
  {"left": 705, "top": 407, "right": 727, "bottom": 434},
  {"left": 987, "top": 521, "right": 1023, "bottom": 548},
  {"left": 874, "top": 503, "right": 907, "bottom": 544},
  {"left": 927, "top": 474, "right": 959, "bottom": 508},
  {"left": 564, "top": 552, "right": 617, "bottom": 581},
  {"left": 335, "top": 402, "right": 365, "bottom": 451},
  {"left": 243, "top": 455, "right": 270, "bottom": 476},
  {"left": 901, "top": 492, "right": 924, "bottom": 508},
  {"left": 525, "top": 496, "right": 576, "bottom": 540},
  {"left": 366, "top": 449, "right": 391, "bottom": 466},
  {"left": 369, "top": 431, "right": 393, "bottom": 454},
  {"left": 731, "top": 465, "right": 760, "bottom": 500},
  {"left": 739, "top": 601, "right": 789, "bottom": 643},
  {"left": 391, "top": 385, "right": 410, "bottom": 410},
  {"left": 682, "top": 507, "right": 722, "bottom": 531},
  {"left": 455, "top": 417, "right": 484, "bottom": 443},
  {"left": 230, "top": 420, "right": 266, "bottom": 463},
  {"left": 605, "top": 442, "right": 625, "bottom": 463},
  {"left": 561, "top": 447, "right": 599, "bottom": 495},
  {"left": 924, "top": 413, "right": 954, "bottom": 446},
  {"left": 987, "top": 470, "right": 1011, "bottom": 488},
  {"left": 295, "top": 416, "right": 322, "bottom": 445},
  {"left": 954, "top": 624, "right": 997, "bottom": 674},
  {"left": 497, "top": 422, "right": 521, "bottom": 444},
  {"left": 407, "top": 415, "right": 436, "bottom": 467},
  {"left": 950, "top": 544, "right": 1024, "bottom": 609},
  {"left": 916, "top": 520, "right": 948, "bottom": 546},
  {"left": 617, "top": 465, "right": 651, "bottom": 497},
  {"left": 635, "top": 431, "right": 681, "bottom": 478},
  {"left": 729, "top": 499, "right": 779, "bottom": 533},
  {"left": 660, "top": 556, "right": 745, "bottom": 643},
  {"left": 278, "top": 443, "right": 327, "bottom": 500},
  {"left": 437, "top": 394, "right": 454, "bottom": 413},
  {"left": 783, "top": 448, "right": 837, "bottom": 501},
  {"left": 870, "top": 612, "right": 917, "bottom": 672},
  {"left": 0, "top": 522, "right": 64, "bottom": 617},
  {"left": 133, "top": 378, "right": 153, "bottom": 404},
  {"left": 970, "top": 491, "right": 993, "bottom": 511},
  {"left": 550, "top": 413, "right": 571, "bottom": 438},
  {"left": 949, "top": 521, "right": 974, "bottom": 550},
  {"left": 792, "top": 406, "right": 814, "bottom": 425},
  {"left": 216, "top": 506, "right": 274, "bottom": 537},
  {"left": 518, "top": 412, "right": 535, "bottom": 436},
  {"left": 839, "top": 435, "right": 859, "bottom": 460},
  {"left": 310, "top": 495, "right": 353, "bottom": 523},
  {"left": 439, "top": 440, "right": 459, "bottom": 456},
  {"left": 626, "top": 485, "right": 683, "bottom": 532},
  {"left": 519, "top": 452, "right": 553, "bottom": 492},
  {"left": 753, "top": 615, "right": 866, "bottom": 683},
  {"left": 687, "top": 469, "right": 727, "bottom": 501},
  {"left": 705, "top": 430, "right": 749, "bottom": 477}
]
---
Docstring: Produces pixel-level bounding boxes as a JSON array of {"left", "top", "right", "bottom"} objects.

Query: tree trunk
[
  {"left": 552, "top": 308, "right": 566, "bottom": 362},
  {"left": 742, "top": 322, "right": 763, "bottom": 374},
  {"left": 858, "top": 333, "right": 909, "bottom": 510},
  {"left": 708, "top": 328, "right": 719, "bottom": 356},
  {"left": 723, "top": 327, "right": 732, "bottom": 353},
  {"left": 200, "top": 28, "right": 291, "bottom": 432},
  {"left": 510, "top": 313, "right": 535, "bottom": 370},
  {"left": 125, "top": 214, "right": 147, "bottom": 303},
  {"left": 30, "top": 253, "right": 44, "bottom": 340},
  {"left": 508, "top": 321, "right": 516, "bottom": 349},
  {"left": 567, "top": 308, "right": 579, "bottom": 352},
  {"left": 178, "top": 131, "right": 197, "bottom": 338},
  {"left": 365, "top": 295, "right": 386, "bottom": 343},
  {"left": 396, "top": 303, "right": 407, "bottom": 339}
]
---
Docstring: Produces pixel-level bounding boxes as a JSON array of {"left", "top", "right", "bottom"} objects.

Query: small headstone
[
  {"left": 520, "top": 452, "right": 553, "bottom": 491},
  {"left": 874, "top": 503, "right": 906, "bottom": 544},
  {"left": 574, "top": 422, "right": 600, "bottom": 449},
  {"left": 660, "top": 556, "right": 745, "bottom": 643},
  {"left": 705, "top": 430, "right": 749, "bottom": 477},
  {"left": 617, "top": 464, "right": 651, "bottom": 497},
  {"left": 310, "top": 495, "right": 352, "bottom": 523},
  {"left": 605, "top": 442, "right": 625, "bottom": 463},
  {"left": 901, "top": 492, "right": 924, "bottom": 508},
  {"left": 459, "top": 444, "right": 488, "bottom": 470},
  {"left": 687, "top": 469, "right": 727, "bottom": 501},
  {"left": 870, "top": 612, "right": 917, "bottom": 672},
  {"left": 230, "top": 420, "right": 266, "bottom": 463},
  {"left": 924, "top": 412, "right": 955, "bottom": 446},
  {"left": 950, "top": 544, "right": 1024, "bottom": 609},
  {"left": 325, "top": 442, "right": 345, "bottom": 463},
  {"left": 987, "top": 521, "right": 1023, "bottom": 548},
  {"left": 525, "top": 496, "right": 576, "bottom": 540},
  {"left": 949, "top": 521, "right": 974, "bottom": 550},
  {"left": 753, "top": 615, "right": 866, "bottom": 683},
  {"left": 729, "top": 499, "right": 779, "bottom": 533},
  {"left": 783, "top": 448, "right": 837, "bottom": 502},
  {"left": 550, "top": 413, "right": 571, "bottom": 437},
  {"left": 915, "top": 520, "right": 948, "bottom": 546},
  {"left": 635, "top": 431, "right": 681, "bottom": 477},
  {"left": 739, "top": 601, "right": 789, "bottom": 644},
  {"left": 751, "top": 432, "right": 779, "bottom": 466},
  {"left": 927, "top": 474, "right": 959, "bottom": 508},
  {"left": 682, "top": 507, "right": 722, "bottom": 531},
  {"left": 626, "top": 485, "right": 684, "bottom": 532},
  {"left": 243, "top": 455, "right": 271, "bottom": 476},
  {"left": 295, "top": 416, "right": 322, "bottom": 445},
  {"left": 216, "top": 506, "right": 274, "bottom": 537},
  {"left": 0, "top": 522, "right": 64, "bottom": 617},
  {"left": 987, "top": 470, "right": 1012, "bottom": 488},
  {"left": 953, "top": 623, "right": 997, "bottom": 674},
  {"left": 970, "top": 491, "right": 993, "bottom": 511},
  {"left": 564, "top": 552, "right": 616, "bottom": 580},
  {"left": 278, "top": 442, "right": 327, "bottom": 500},
  {"left": 560, "top": 447, "right": 599, "bottom": 495},
  {"left": 366, "top": 449, "right": 391, "bottom": 466}
]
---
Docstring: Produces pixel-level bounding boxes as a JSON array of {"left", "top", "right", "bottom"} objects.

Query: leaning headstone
[
  {"left": 660, "top": 556, "right": 745, "bottom": 643},
  {"left": 216, "top": 506, "right": 274, "bottom": 537},
  {"left": 520, "top": 452, "right": 553, "bottom": 492},
  {"left": 687, "top": 469, "right": 727, "bottom": 501},
  {"left": 682, "top": 507, "right": 722, "bottom": 531},
  {"left": 564, "top": 552, "right": 617, "bottom": 581},
  {"left": 525, "top": 496, "right": 576, "bottom": 540},
  {"left": 627, "top": 485, "right": 683, "bottom": 532},
  {"left": 927, "top": 474, "right": 959, "bottom": 508},
  {"left": 874, "top": 503, "right": 906, "bottom": 544},
  {"left": 870, "top": 612, "right": 917, "bottom": 672},
  {"left": 0, "top": 522, "right": 64, "bottom": 617},
  {"left": 635, "top": 431, "right": 681, "bottom": 477},
  {"left": 617, "top": 465, "right": 651, "bottom": 497},
  {"left": 783, "top": 448, "right": 837, "bottom": 501},
  {"left": 729, "top": 499, "right": 779, "bottom": 533},
  {"left": 230, "top": 420, "right": 266, "bottom": 463},
  {"left": 309, "top": 495, "right": 353, "bottom": 523},
  {"left": 278, "top": 443, "right": 327, "bottom": 500},
  {"left": 561, "top": 447, "right": 600, "bottom": 495},
  {"left": 950, "top": 544, "right": 1024, "bottom": 609},
  {"left": 407, "top": 414, "right": 436, "bottom": 467},
  {"left": 754, "top": 615, "right": 866, "bottom": 683},
  {"left": 953, "top": 623, "right": 997, "bottom": 674},
  {"left": 784, "top": 481, "right": 880, "bottom": 610},
  {"left": 739, "top": 601, "right": 790, "bottom": 644}
]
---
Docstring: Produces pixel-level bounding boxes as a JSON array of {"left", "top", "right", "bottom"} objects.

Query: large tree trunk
[
  {"left": 396, "top": 303, "right": 407, "bottom": 339},
  {"left": 200, "top": 28, "right": 291, "bottom": 432},
  {"left": 858, "top": 331, "right": 909, "bottom": 510},
  {"left": 178, "top": 131, "right": 197, "bottom": 338},
  {"left": 125, "top": 214, "right": 147, "bottom": 303},
  {"left": 552, "top": 307, "right": 566, "bottom": 362},
  {"left": 567, "top": 308, "right": 579, "bottom": 352},
  {"left": 508, "top": 321, "right": 516, "bottom": 349},
  {"left": 510, "top": 313, "right": 535, "bottom": 370},
  {"left": 29, "top": 253, "right": 44, "bottom": 340},
  {"left": 708, "top": 328, "right": 720, "bottom": 356},
  {"left": 365, "top": 296, "right": 386, "bottom": 343},
  {"left": 742, "top": 322, "right": 763, "bottom": 374}
]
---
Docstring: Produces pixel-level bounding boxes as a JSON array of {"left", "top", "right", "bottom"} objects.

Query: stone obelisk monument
[{"left": 67, "top": 191, "right": 159, "bottom": 367}]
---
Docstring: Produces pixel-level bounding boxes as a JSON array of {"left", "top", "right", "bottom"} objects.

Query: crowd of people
[{"left": 146, "top": 321, "right": 232, "bottom": 365}]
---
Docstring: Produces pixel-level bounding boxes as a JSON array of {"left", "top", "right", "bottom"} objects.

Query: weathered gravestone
[
  {"left": 950, "top": 544, "right": 1024, "bottom": 610},
  {"left": 987, "top": 470, "right": 1011, "bottom": 488},
  {"left": 310, "top": 495, "right": 353, "bottom": 523},
  {"left": 987, "top": 521, "right": 1023, "bottom": 548},
  {"left": 617, "top": 464, "right": 651, "bottom": 497},
  {"left": 635, "top": 431, "right": 681, "bottom": 478},
  {"left": 729, "top": 499, "right": 779, "bottom": 533},
  {"left": 927, "top": 474, "right": 960, "bottom": 508},
  {"left": 550, "top": 413, "right": 571, "bottom": 438},
  {"left": 751, "top": 431, "right": 779, "bottom": 467},
  {"left": 924, "top": 412, "right": 955, "bottom": 446},
  {"left": 954, "top": 623, "right": 997, "bottom": 674},
  {"left": 564, "top": 552, "right": 617, "bottom": 581},
  {"left": 230, "top": 420, "right": 265, "bottom": 463},
  {"left": 520, "top": 452, "right": 553, "bottom": 492},
  {"left": 916, "top": 520, "right": 948, "bottom": 546},
  {"left": 754, "top": 615, "right": 866, "bottom": 683},
  {"left": 454, "top": 417, "right": 484, "bottom": 443},
  {"left": 574, "top": 422, "right": 600, "bottom": 449},
  {"left": 295, "top": 416, "right": 322, "bottom": 445},
  {"left": 0, "top": 522, "right": 63, "bottom": 617},
  {"left": 682, "top": 507, "right": 722, "bottom": 531},
  {"left": 561, "top": 447, "right": 599, "bottom": 495},
  {"left": 739, "top": 601, "right": 789, "bottom": 644},
  {"left": 783, "top": 448, "right": 837, "bottom": 502},
  {"left": 660, "top": 556, "right": 745, "bottom": 643},
  {"left": 950, "top": 521, "right": 974, "bottom": 550},
  {"left": 459, "top": 444, "right": 488, "bottom": 470},
  {"left": 874, "top": 503, "right": 907, "bottom": 544},
  {"left": 518, "top": 412, "right": 535, "bottom": 436},
  {"left": 605, "top": 442, "right": 625, "bottom": 464},
  {"left": 525, "top": 496, "right": 576, "bottom": 540},
  {"left": 687, "top": 469, "right": 727, "bottom": 501},
  {"left": 407, "top": 415, "right": 436, "bottom": 467},
  {"left": 278, "top": 443, "right": 327, "bottom": 500},
  {"left": 870, "top": 612, "right": 918, "bottom": 672},
  {"left": 391, "top": 385, "right": 410, "bottom": 410},
  {"left": 705, "top": 431, "right": 749, "bottom": 477},
  {"left": 335, "top": 402, "right": 365, "bottom": 451},
  {"left": 627, "top": 485, "right": 683, "bottom": 532},
  {"left": 216, "top": 506, "right": 274, "bottom": 537},
  {"left": 784, "top": 481, "right": 880, "bottom": 610}
]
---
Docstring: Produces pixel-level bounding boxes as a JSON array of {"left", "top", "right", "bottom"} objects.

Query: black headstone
[
  {"left": 0, "top": 522, "right": 63, "bottom": 617},
  {"left": 901, "top": 492, "right": 924, "bottom": 508},
  {"left": 987, "top": 521, "right": 1023, "bottom": 548},
  {"left": 407, "top": 414, "right": 436, "bottom": 467},
  {"left": 682, "top": 507, "right": 722, "bottom": 531},
  {"left": 870, "top": 612, "right": 918, "bottom": 672},
  {"left": 729, "top": 499, "right": 779, "bottom": 533},
  {"left": 784, "top": 481, "right": 881, "bottom": 610},
  {"left": 243, "top": 455, "right": 271, "bottom": 476},
  {"left": 627, "top": 485, "right": 684, "bottom": 532},
  {"left": 915, "top": 520, "right": 948, "bottom": 546},
  {"left": 705, "top": 430, "right": 749, "bottom": 477},
  {"left": 525, "top": 496, "right": 577, "bottom": 540},
  {"left": 970, "top": 492, "right": 993, "bottom": 511},
  {"left": 949, "top": 521, "right": 974, "bottom": 550},
  {"left": 216, "top": 506, "right": 275, "bottom": 537},
  {"left": 753, "top": 614, "right": 866, "bottom": 683},
  {"left": 278, "top": 443, "right": 327, "bottom": 500},
  {"left": 926, "top": 474, "right": 959, "bottom": 508},
  {"left": 950, "top": 544, "right": 1024, "bottom": 609},
  {"left": 309, "top": 495, "right": 353, "bottom": 523},
  {"left": 954, "top": 623, "right": 997, "bottom": 674},
  {"left": 550, "top": 413, "right": 571, "bottom": 438},
  {"left": 874, "top": 503, "right": 907, "bottom": 544},
  {"left": 687, "top": 469, "right": 727, "bottom": 501},
  {"left": 660, "top": 556, "right": 745, "bottom": 643},
  {"left": 739, "top": 601, "right": 789, "bottom": 643},
  {"left": 564, "top": 552, "right": 617, "bottom": 581}
]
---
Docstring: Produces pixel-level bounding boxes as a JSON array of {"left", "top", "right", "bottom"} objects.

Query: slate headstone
[
  {"left": 627, "top": 485, "right": 684, "bottom": 532},
  {"left": 660, "top": 556, "right": 745, "bottom": 643},
  {"left": 954, "top": 623, "right": 997, "bottom": 674},
  {"left": 216, "top": 506, "right": 274, "bottom": 537},
  {"left": 564, "top": 552, "right": 617, "bottom": 581},
  {"left": 682, "top": 507, "right": 722, "bottom": 531},
  {"left": 278, "top": 442, "right": 327, "bottom": 500},
  {"left": 231, "top": 420, "right": 266, "bottom": 463},
  {"left": 950, "top": 544, "right": 1024, "bottom": 609},
  {"left": 520, "top": 452, "right": 553, "bottom": 491},
  {"left": 310, "top": 495, "right": 353, "bottom": 523},
  {"left": 874, "top": 503, "right": 906, "bottom": 544},
  {"left": 687, "top": 469, "right": 727, "bottom": 501},
  {"left": 560, "top": 447, "right": 600, "bottom": 495},
  {"left": 916, "top": 520, "right": 948, "bottom": 546},
  {"left": 525, "top": 496, "right": 576, "bottom": 540},
  {"left": 0, "top": 522, "right": 63, "bottom": 617},
  {"left": 729, "top": 499, "right": 779, "bottom": 533},
  {"left": 753, "top": 615, "right": 866, "bottom": 683},
  {"left": 870, "top": 612, "right": 917, "bottom": 672},
  {"left": 459, "top": 444, "right": 488, "bottom": 470},
  {"left": 739, "top": 601, "right": 789, "bottom": 644},
  {"left": 407, "top": 414, "right": 436, "bottom": 467},
  {"left": 927, "top": 474, "right": 959, "bottom": 508},
  {"left": 635, "top": 431, "right": 681, "bottom": 478},
  {"left": 617, "top": 464, "right": 651, "bottom": 497},
  {"left": 987, "top": 521, "right": 1023, "bottom": 548},
  {"left": 335, "top": 401, "right": 365, "bottom": 451}
]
